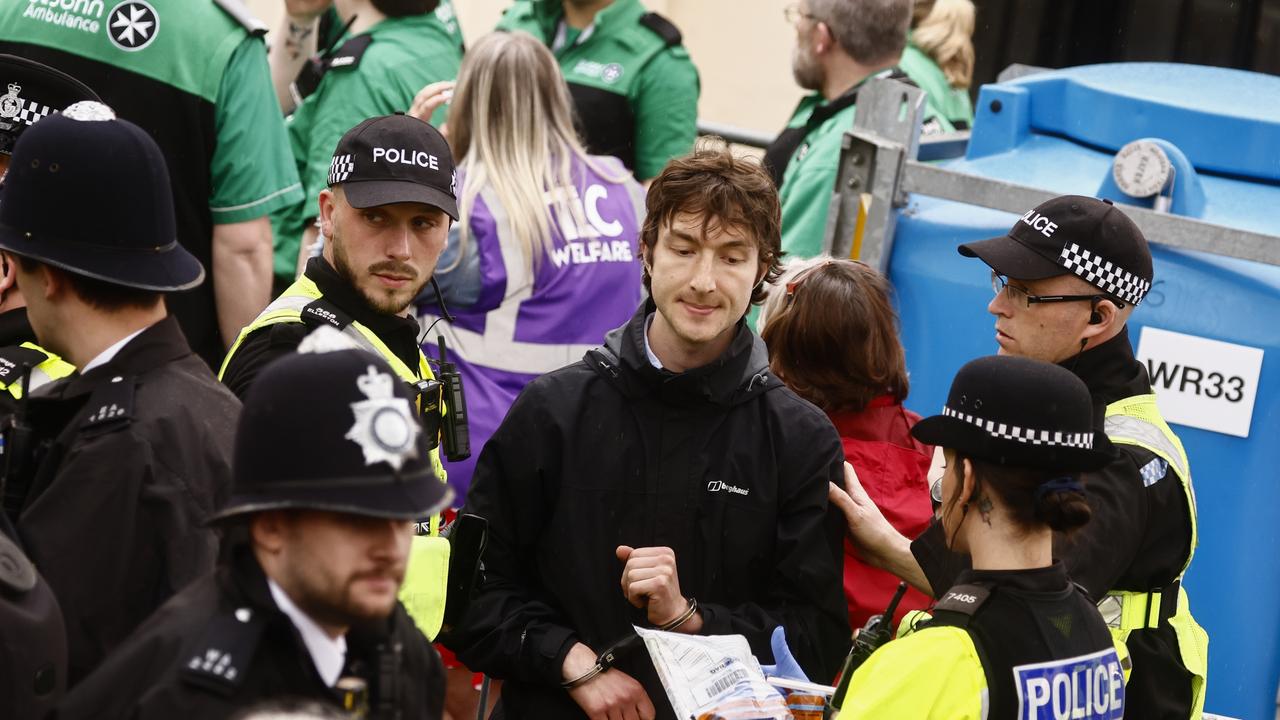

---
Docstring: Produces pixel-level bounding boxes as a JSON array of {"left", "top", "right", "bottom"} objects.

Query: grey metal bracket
[
  {"left": 824, "top": 79, "right": 926, "bottom": 270},
  {"left": 827, "top": 74, "right": 1280, "bottom": 268}
]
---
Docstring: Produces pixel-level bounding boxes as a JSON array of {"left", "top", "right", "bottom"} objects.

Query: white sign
[{"left": 1135, "top": 326, "right": 1265, "bottom": 438}]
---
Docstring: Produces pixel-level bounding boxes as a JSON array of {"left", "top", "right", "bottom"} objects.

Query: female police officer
[{"left": 829, "top": 355, "right": 1126, "bottom": 719}]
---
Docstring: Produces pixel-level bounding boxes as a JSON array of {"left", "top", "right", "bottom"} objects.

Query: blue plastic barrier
[{"left": 889, "top": 63, "right": 1280, "bottom": 719}]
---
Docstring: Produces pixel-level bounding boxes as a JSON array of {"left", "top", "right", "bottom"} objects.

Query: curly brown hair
[
  {"left": 761, "top": 259, "right": 909, "bottom": 413},
  {"left": 639, "top": 139, "right": 784, "bottom": 306}
]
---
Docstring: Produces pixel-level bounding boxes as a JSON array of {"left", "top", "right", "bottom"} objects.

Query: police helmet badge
[
  {"left": 0, "top": 83, "right": 21, "bottom": 120},
  {"left": 346, "top": 365, "right": 420, "bottom": 470}
]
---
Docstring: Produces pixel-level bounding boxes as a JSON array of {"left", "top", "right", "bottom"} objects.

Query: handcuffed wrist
[{"left": 657, "top": 597, "right": 698, "bottom": 632}]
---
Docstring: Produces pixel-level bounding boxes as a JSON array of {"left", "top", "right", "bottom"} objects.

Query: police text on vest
[{"left": 1014, "top": 647, "right": 1124, "bottom": 719}]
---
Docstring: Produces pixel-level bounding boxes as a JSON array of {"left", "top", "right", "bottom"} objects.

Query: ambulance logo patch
[
  {"left": 107, "top": 1, "right": 159, "bottom": 52},
  {"left": 1014, "top": 647, "right": 1125, "bottom": 719},
  {"left": 601, "top": 63, "right": 624, "bottom": 84}
]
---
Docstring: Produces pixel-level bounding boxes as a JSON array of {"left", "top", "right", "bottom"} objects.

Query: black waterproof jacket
[
  {"left": 912, "top": 327, "right": 1196, "bottom": 718},
  {"left": 6, "top": 316, "right": 239, "bottom": 685},
  {"left": 56, "top": 543, "right": 445, "bottom": 719},
  {"left": 446, "top": 303, "right": 851, "bottom": 719}
]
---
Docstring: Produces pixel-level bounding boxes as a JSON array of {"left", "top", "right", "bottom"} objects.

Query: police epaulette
[
  {"left": 0, "top": 345, "right": 49, "bottom": 389},
  {"left": 639, "top": 12, "right": 683, "bottom": 47},
  {"left": 180, "top": 606, "right": 266, "bottom": 696},
  {"left": 80, "top": 376, "right": 135, "bottom": 435},
  {"left": 300, "top": 297, "right": 355, "bottom": 331},
  {"left": 933, "top": 583, "right": 993, "bottom": 617},
  {"left": 212, "top": 0, "right": 268, "bottom": 36},
  {"left": 327, "top": 34, "right": 375, "bottom": 71}
]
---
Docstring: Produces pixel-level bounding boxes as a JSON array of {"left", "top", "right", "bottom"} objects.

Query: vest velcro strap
[{"left": 1101, "top": 578, "right": 1181, "bottom": 633}]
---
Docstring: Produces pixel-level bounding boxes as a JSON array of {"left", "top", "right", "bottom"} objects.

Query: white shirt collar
[
  {"left": 642, "top": 312, "right": 663, "bottom": 370},
  {"left": 267, "top": 579, "right": 348, "bottom": 686},
  {"left": 79, "top": 324, "right": 152, "bottom": 374}
]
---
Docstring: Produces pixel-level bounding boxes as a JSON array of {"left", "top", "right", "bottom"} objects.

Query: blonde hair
[
  {"left": 756, "top": 255, "right": 833, "bottom": 333},
  {"left": 446, "top": 31, "right": 630, "bottom": 273},
  {"left": 912, "top": 0, "right": 975, "bottom": 89}
]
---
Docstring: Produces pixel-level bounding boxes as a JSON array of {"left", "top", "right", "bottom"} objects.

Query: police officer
[
  {"left": 0, "top": 0, "right": 305, "bottom": 369},
  {"left": 0, "top": 55, "right": 100, "bottom": 399},
  {"left": 57, "top": 343, "right": 453, "bottom": 719},
  {"left": 222, "top": 113, "right": 458, "bottom": 638},
  {"left": 832, "top": 355, "right": 1125, "bottom": 718},
  {"left": 0, "top": 58, "right": 101, "bottom": 717},
  {"left": 497, "top": 0, "right": 699, "bottom": 181},
  {"left": 844, "top": 196, "right": 1206, "bottom": 719},
  {"left": 267, "top": 0, "right": 463, "bottom": 278},
  {"left": 0, "top": 104, "right": 239, "bottom": 685},
  {"left": 221, "top": 113, "right": 455, "bottom": 408}
]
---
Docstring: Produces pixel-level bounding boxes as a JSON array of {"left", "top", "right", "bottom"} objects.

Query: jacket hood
[{"left": 588, "top": 301, "right": 778, "bottom": 406}]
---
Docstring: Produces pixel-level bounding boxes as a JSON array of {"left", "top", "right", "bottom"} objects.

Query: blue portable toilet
[{"left": 886, "top": 63, "right": 1280, "bottom": 719}]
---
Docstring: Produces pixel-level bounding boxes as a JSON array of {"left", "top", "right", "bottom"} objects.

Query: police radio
[
  {"left": 435, "top": 335, "right": 470, "bottom": 462},
  {"left": 826, "top": 582, "right": 909, "bottom": 715},
  {"left": 422, "top": 276, "right": 470, "bottom": 462}
]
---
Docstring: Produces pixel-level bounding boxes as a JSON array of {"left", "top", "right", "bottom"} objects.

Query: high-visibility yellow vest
[
  {"left": 0, "top": 342, "right": 75, "bottom": 399},
  {"left": 220, "top": 276, "right": 452, "bottom": 639},
  {"left": 1101, "top": 393, "right": 1208, "bottom": 718}
]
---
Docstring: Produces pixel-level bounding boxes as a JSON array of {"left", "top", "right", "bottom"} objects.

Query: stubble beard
[{"left": 330, "top": 226, "right": 429, "bottom": 316}]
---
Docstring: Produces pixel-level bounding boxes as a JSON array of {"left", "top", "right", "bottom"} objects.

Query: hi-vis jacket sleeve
[{"left": 836, "top": 626, "right": 988, "bottom": 720}]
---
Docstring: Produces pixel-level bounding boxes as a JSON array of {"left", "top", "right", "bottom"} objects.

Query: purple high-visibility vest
[{"left": 421, "top": 154, "right": 646, "bottom": 501}]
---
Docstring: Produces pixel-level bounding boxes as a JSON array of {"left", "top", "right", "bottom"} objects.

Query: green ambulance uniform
[
  {"left": 272, "top": 4, "right": 463, "bottom": 279},
  {"left": 898, "top": 40, "right": 973, "bottom": 130},
  {"left": 0, "top": 0, "right": 303, "bottom": 368},
  {"left": 497, "top": 0, "right": 699, "bottom": 180},
  {"left": 777, "top": 72, "right": 954, "bottom": 260}
]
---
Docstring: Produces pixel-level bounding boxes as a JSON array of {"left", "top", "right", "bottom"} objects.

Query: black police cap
[
  {"left": 911, "top": 355, "right": 1115, "bottom": 472},
  {"left": 958, "top": 195, "right": 1154, "bottom": 306},
  {"left": 0, "top": 104, "right": 204, "bottom": 292},
  {"left": 0, "top": 54, "right": 99, "bottom": 155},
  {"left": 327, "top": 113, "right": 458, "bottom": 219},
  {"left": 211, "top": 343, "right": 453, "bottom": 523}
]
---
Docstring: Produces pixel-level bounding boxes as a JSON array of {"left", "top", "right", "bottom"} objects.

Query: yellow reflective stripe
[
  {"left": 1104, "top": 394, "right": 1198, "bottom": 574},
  {"left": 3, "top": 343, "right": 76, "bottom": 399}
]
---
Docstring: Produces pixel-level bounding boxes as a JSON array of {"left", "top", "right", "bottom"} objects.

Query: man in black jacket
[
  {"left": 57, "top": 346, "right": 454, "bottom": 719},
  {"left": 833, "top": 196, "right": 1206, "bottom": 719},
  {"left": 446, "top": 144, "right": 851, "bottom": 720},
  {"left": 0, "top": 104, "right": 239, "bottom": 687}
]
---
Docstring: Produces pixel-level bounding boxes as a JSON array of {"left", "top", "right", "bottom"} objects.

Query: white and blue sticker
[
  {"left": 1140, "top": 458, "right": 1168, "bottom": 487},
  {"left": 1014, "top": 647, "right": 1125, "bottom": 719}
]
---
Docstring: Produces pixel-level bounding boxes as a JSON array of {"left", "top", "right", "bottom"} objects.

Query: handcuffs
[{"left": 560, "top": 597, "right": 700, "bottom": 690}]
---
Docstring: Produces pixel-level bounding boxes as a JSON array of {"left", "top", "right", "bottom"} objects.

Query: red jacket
[{"left": 830, "top": 396, "right": 934, "bottom": 629}]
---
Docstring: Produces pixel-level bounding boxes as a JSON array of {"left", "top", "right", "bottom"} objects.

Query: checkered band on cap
[
  {"left": 1058, "top": 243, "right": 1151, "bottom": 305},
  {"left": 328, "top": 154, "right": 354, "bottom": 185},
  {"left": 942, "top": 406, "right": 1094, "bottom": 449},
  {"left": 16, "top": 99, "right": 54, "bottom": 127}
]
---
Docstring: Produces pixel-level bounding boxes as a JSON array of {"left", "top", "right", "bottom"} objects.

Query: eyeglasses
[
  {"left": 783, "top": 3, "right": 818, "bottom": 25},
  {"left": 990, "top": 272, "right": 1125, "bottom": 310}
]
